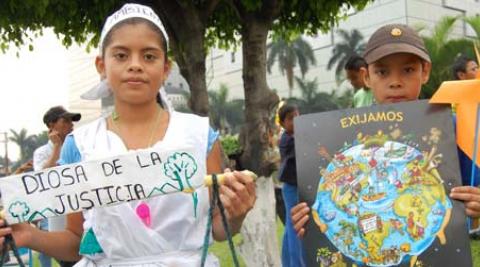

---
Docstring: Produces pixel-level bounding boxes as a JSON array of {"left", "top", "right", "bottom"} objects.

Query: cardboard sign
[
  {"left": 295, "top": 100, "right": 472, "bottom": 267},
  {"left": 0, "top": 146, "right": 203, "bottom": 224}
]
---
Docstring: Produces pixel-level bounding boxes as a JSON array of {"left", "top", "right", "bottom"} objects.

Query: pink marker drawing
[{"left": 136, "top": 202, "right": 151, "bottom": 227}]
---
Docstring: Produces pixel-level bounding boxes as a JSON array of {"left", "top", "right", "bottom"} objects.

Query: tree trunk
[
  {"left": 153, "top": 1, "right": 211, "bottom": 116},
  {"left": 239, "top": 18, "right": 279, "bottom": 177},
  {"left": 237, "top": 176, "right": 281, "bottom": 267},
  {"left": 237, "top": 16, "right": 280, "bottom": 267}
]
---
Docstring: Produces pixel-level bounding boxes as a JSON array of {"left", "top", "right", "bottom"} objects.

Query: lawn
[{"left": 21, "top": 226, "right": 480, "bottom": 266}]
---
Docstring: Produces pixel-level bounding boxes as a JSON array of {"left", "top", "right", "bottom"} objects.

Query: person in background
[
  {"left": 345, "top": 55, "right": 374, "bottom": 108},
  {"left": 33, "top": 106, "right": 81, "bottom": 267},
  {"left": 452, "top": 55, "right": 479, "bottom": 81},
  {"left": 451, "top": 54, "right": 480, "bottom": 238},
  {"left": 277, "top": 103, "right": 305, "bottom": 267}
]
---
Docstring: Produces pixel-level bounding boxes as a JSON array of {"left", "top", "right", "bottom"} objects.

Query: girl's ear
[
  {"left": 162, "top": 60, "right": 172, "bottom": 84},
  {"left": 421, "top": 61, "right": 432, "bottom": 84},
  {"left": 95, "top": 56, "right": 106, "bottom": 78}
]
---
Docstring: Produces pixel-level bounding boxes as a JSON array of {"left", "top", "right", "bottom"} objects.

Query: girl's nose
[{"left": 128, "top": 56, "right": 143, "bottom": 72}]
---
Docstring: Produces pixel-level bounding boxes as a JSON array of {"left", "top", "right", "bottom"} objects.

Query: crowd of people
[{"left": 1, "top": 3, "right": 480, "bottom": 267}]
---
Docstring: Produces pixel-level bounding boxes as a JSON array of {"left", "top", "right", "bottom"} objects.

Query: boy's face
[
  {"left": 48, "top": 117, "right": 74, "bottom": 139},
  {"left": 458, "top": 60, "right": 479, "bottom": 80},
  {"left": 364, "top": 53, "right": 431, "bottom": 104},
  {"left": 281, "top": 110, "right": 299, "bottom": 134},
  {"left": 346, "top": 68, "right": 366, "bottom": 89}
]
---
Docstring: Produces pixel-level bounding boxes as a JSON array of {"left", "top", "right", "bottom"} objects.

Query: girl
[{"left": 0, "top": 3, "right": 256, "bottom": 266}]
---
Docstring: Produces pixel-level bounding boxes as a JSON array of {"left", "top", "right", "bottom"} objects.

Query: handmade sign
[
  {"left": 0, "top": 146, "right": 204, "bottom": 224},
  {"left": 295, "top": 100, "right": 472, "bottom": 267}
]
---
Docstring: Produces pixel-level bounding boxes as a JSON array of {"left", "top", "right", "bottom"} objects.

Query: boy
[
  {"left": 277, "top": 104, "right": 305, "bottom": 267},
  {"left": 345, "top": 55, "right": 374, "bottom": 107},
  {"left": 292, "top": 24, "right": 480, "bottom": 238},
  {"left": 452, "top": 55, "right": 479, "bottom": 81}
]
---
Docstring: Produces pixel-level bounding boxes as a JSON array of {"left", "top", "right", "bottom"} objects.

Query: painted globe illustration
[{"left": 312, "top": 136, "right": 452, "bottom": 266}]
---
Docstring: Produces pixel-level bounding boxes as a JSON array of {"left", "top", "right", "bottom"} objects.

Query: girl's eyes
[
  {"left": 112, "top": 52, "right": 158, "bottom": 61},
  {"left": 144, "top": 54, "right": 157, "bottom": 61},
  {"left": 113, "top": 52, "right": 127, "bottom": 60}
]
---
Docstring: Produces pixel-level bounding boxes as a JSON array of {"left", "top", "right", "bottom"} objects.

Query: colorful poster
[{"left": 295, "top": 100, "right": 472, "bottom": 267}]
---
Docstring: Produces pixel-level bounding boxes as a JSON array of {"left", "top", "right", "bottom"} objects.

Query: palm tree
[
  {"left": 9, "top": 128, "right": 35, "bottom": 163},
  {"left": 327, "top": 29, "right": 366, "bottom": 82},
  {"left": 224, "top": 99, "right": 245, "bottom": 134},
  {"left": 208, "top": 84, "right": 230, "bottom": 132},
  {"left": 465, "top": 16, "right": 480, "bottom": 39},
  {"left": 291, "top": 76, "right": 342, "bottom": 114},
  {"left": 420, "top": 16, "right": 475, "bottom": 98},
  {"left": 267, "top": 36, "right": 316, "bottom": 98}
]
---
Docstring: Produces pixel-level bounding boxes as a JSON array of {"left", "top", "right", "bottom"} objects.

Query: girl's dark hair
[
  {"left": 101, "top": 17, "right": 167, "bottom": 58},
  {"left": 156, "top": 92, "right": 164, "bottom": 108},
  {"left": 278, "top": 104, "right": 298, "bottom": 123}
]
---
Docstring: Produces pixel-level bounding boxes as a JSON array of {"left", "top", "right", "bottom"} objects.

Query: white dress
[{"left": 71, "top": 111, "right": 219, "bottom": 266}]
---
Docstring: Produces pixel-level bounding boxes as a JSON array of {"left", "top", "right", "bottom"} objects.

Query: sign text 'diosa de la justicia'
[{"left": 0, "top": 146, "right": 203, "bottom": 224}]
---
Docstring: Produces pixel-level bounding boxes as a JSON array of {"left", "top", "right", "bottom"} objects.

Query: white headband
[{"left": 99, "top": 3, "right": 169, "bottom": 53}]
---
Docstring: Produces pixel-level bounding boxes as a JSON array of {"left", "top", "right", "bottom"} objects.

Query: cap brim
[
  {"left": 62, "top": 112, "right": 81, "bottom": 122},
  {"left": 364, "top": 43, "right": 431, "bottom": 64}
]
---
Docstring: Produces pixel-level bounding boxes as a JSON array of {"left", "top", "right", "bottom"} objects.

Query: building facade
[{"left": 205, "top": 0, "right": 480, "bottom": 99}]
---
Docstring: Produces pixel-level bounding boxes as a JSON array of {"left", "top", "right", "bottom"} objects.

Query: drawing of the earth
[{"left": 312, "top": 140, "right": 452, "bottom": 266}]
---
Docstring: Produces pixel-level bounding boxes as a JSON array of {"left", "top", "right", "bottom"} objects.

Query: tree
[
  {"left": 9, "top": 129, "right": 34, "bottom": 163},
  {"left": 290, "top": 76, "right": 349, "bottom": 114},
  {"left": 326, "top": 29, "right": 366, "bottom": 82},
  {"left": 208, "top": 84, "right": 229, "bottom": 132},
  {"left": 267, "top": 36, "right": 316, "bottom": 97},
  {"left": 0, "top": 0, "right": 370, "bottom": 177},
  {"left": 209, "top": 84, "right": 245, "bottom": 134},
  {"left": 0, "top": 0, "right": 220, "bottom": 116},
  {"left": 208, "top": 0, "right": 370, "bottom": 177},
  {"left": 420, "top": 16, "right": 475, "bottom": 98},
  {"left": 224, "top": 99, "right": 245, "bottom": 134}
]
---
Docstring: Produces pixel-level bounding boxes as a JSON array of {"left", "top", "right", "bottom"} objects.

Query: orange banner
[{"left": 430, "top": 82, "right": 480, "bottom": 166}]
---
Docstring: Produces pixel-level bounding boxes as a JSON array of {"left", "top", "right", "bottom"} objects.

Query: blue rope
[
  {"left": 0, "top": 221, "right": 25, "bottom": 267},
  {"left": 200, "top": 174, "right": 240, "bottom": 267}
]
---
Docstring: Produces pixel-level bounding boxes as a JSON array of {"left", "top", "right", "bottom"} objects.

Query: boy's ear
[
  {"left": 457, "top": 71, "right": 466, "bottom": 80},
  {"left": 95, "top": 56, "right": 106, "bottom": 78},
  {"left": 421, "top": 61, "right": 432, "bottom": 84}
]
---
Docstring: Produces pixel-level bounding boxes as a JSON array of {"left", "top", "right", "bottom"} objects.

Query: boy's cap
[
  {"left": 363, "top": 24, "right": 430, "bottom": 64},
  {"left": 43, "top": 106, "right": 81, "bottom": 126}
]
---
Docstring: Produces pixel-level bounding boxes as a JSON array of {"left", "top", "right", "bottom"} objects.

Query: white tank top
[{"left": 72, "top": 111, "right": 219, "bottom": 266}]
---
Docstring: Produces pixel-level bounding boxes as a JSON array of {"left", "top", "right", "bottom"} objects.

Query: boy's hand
[
  {"left": 48, "top": 130, "right": 62, "bottom": 147},
  {"left": 450, "top": 186, "right": 480, "bottom": 218},
  {"left": 291, "top": 202, "right": 310, "bottom": 238}
]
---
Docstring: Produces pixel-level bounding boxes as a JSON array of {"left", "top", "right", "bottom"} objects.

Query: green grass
[
  {"left": 210, "top": 218, "right": 284, "bottom": 267},
  {"left": 24, "top": 227, "right": 480, "bottom": 266}
]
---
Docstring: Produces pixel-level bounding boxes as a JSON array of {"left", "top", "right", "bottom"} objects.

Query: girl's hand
[
  {"left": 219, "top": 170, "right": 256, "bottom": 222},
  {"left": 0, "top": 220, "right": 34, "bottom": 250},
  {"left": 291, "top": 202, "right": 310, "bottom": 238},
  {"left": 450, "top": 186, "right": 480, "bottom": 218}
]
